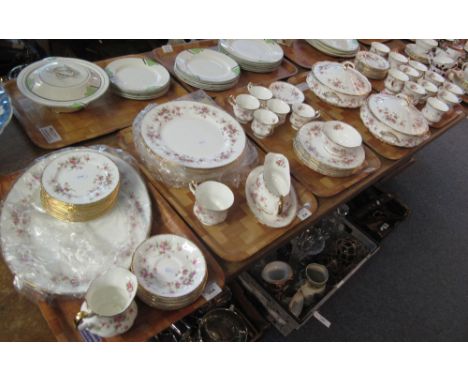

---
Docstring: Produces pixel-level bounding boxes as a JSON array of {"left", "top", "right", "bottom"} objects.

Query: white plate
[
  {"left": 106, "top": 57, "right": 170, "bottom": 95},
  {"left": 245, "top": 166, "right": 298, "bottom": 228},
  {"left": 174, "top": 65, "right": 238, "bottom": 91},
  {"left": 306, "top": 40, "right": 358, "bottom": 58},
  {"left": 140, "top": 100, "right": 246, "bottom": 169},
  {"left": 296, "top": 122, "right": 365, "bottom": 170},
  {"left": 318, "top": 39, "right": 359, "bottom": 53},
  {"left": 313, "top": 61, "right": 372, "bottom": 96},
  {"left": 219, "top": 39, "right": 283, "bottom": 65},
  {"left": 175, "top": 49, "right": 240, "bottom": 84},
  {"left": 0, "top": 148, "right": 152, "bottom": 296},
  {"left": 132, "top": 234, "right": 207, "bottom": 298},
  {"left": 368, "top": 93, "right": 429, "bottom": 136},
  {"left": 42, "top": 150, "right": 120, "bottom": 205},
  {"left": 17, "top": 57, "right": 109, "bottom": 110},
  {"left": 269, "top": 82, "right": 305, "bottom": 105}
]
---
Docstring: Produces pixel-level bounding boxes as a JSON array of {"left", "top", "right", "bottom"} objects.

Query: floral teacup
[
  {"left": 74, "top": 267, "right": 138, "bottom": 338},
  {"left": 266, "top": 98, "right": 290, "bottom": 126},
  {"left": 228, "top": 93, "right": 260, "bottom": 123},
  {"left": 402, "top": 81, "right": 427, "bottom": 105},
  {"left": 388, "top": 51, "right": 408, "bottom": 69},
  {"left": 289, "top": 103, "right": 320, "bottom": 130},
  {"left": 251, "top": 109, "right": 279, "bottom": 139},
  {"left": 247, "top": 82, "right": 273, "bottom": 107},
  {"left": 422, "top": 97, "right": 449, "bottom": 125},
  {"left": 370, "top": 42, "right": 390, "bottom": 58},
  {"left": 384, "top": 68, "right": 409, "bottom": 93}
]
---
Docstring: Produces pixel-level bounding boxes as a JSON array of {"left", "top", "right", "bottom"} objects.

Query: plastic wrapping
[
  {"left": 0, "top": 145, "right": 152, "bottom": 302},
  {"left": 132, "top": 90, "right": 259, "bottom": 189}
]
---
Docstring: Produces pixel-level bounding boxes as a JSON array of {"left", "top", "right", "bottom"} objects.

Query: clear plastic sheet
[
  {"left": 132, "top": 90, "right": 259, "bottom": 189},
  {"left": 0, "top": 145, "right": 152, "bottom": 303}
]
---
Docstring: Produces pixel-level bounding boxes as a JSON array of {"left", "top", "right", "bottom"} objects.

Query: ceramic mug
[
  {"left": 251, "top": 108, "right": 279, "bottom": 139},
  {"left": 424, "top": 70, "right": 445, "bottom": 87},
  {"left": 384, "top": 68, "right": 409, "bottom": 93},
  {"left": 370, "top": 42, "right": 390, "bottom": 57},
  {"left": 402, "top": 81, "right": 427, "bottom": 105},
  {"left": 261, "top": 261, "right": 293, "bottom": 288},
  {"left": 228, "top": 94, "right": 260, "bottom": 123},
  {"left": 422, "top": 97, "right": 449, "bottom": 124},
  {"left": 437, "top": 89, "right": 460, "bottom": 110},
  {"left": 289, "top": 103, "right": 320, "bottom": 130},
  {"left": 74, "top": 267, "right": 138, "bottom": 338},
  {"left": 247, "top": 82, "right": 273, "bottom": 107},
  {"left": 189, "top": 180, "right": 234, "bottom": 225},
  {"left": 266, "top": 98, "right": 290, "bottom": 126},
  {"left": 388, "top": 51, "right": 408, "bottom": 69}
]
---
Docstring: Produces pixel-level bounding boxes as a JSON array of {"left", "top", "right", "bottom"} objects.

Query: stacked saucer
[
  {"left": 306, "top": 39, "right": 359, "bottom": 58},
  {"left": 354, "top": 51, "right": 390, "bottom": 79},
  {"left": 360, "top": 93, "right": 430, "bottom": 148},
  {"left": 218, "top": 39, "right": 283, "bottom": 73},
  {"left": 294, "top": 121, "right": 365, "bottom": 177},
  {"left": 174, "top": 48, "right": 240, "bottom": 91},
  {"left": 106, "top": 57, "right": 170, "bottom": 100},
  {"left": 132, "top": 234, "right": 208, "bottom": 310},
  {"left": 40, "top": 150, "right": 120, "bottom": 222}
]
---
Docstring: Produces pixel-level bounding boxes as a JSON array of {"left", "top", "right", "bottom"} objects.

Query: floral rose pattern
[{"left": 269, "top": 82, "right": 304, "bottom": 104}]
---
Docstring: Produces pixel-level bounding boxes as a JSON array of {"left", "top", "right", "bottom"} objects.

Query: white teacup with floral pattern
[
  {"left": 290, "top": 103, "right": 320, "bottom": 130},
  {"left": 442, "top": 81, "right": 464, "bottom": 97},
  {"left": 247, "top": 82, "right": 273, "bottom": 107},
  {"left": 370, "top": 42, "right": 390, "bottom": 58},
  {"left": 190, "top": 180, "right": 234, "bottom": 225},
  {"left": 74, "top": 267, "right": 138, "bottom": 338},
  {"left": 437, "top": 89, "right": 460, "bottom": 110},
  {"left": 399, "top": 64, "right": 421, "bottom": 81},
  {"left": 228, "top": 93, "right": 260, "bottom": 123},
  {"left": 384, "top": 68, "right": 409, "bottom": 93},
  {"left": 402, "top": 81, "right": 427, "bottom": 105},
  {"left": 251, "top": 109, "right": 279, "bottom": 139},
  {"left": 388, "top": 51, "right": 409, "bottom": 69},
  {"left": 424, "top": 70, "right": 445, "bottom": 87},
  {"left": 422, "top": 97, "right": 449, "bottom": 124},
  {"left": 267, "top": 98, "right": 290, "bottom": 126},
  {"left": 415, "top": 39, "right": 438, "bottom": 52},
  {"left": 417, "top": 78, "right": 439, "bottom": 99}
]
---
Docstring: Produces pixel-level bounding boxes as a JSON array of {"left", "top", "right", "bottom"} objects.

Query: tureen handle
[
  {"left": 396, "top": 93, "right": 411, "bottom": 105},
  {"left": 343, "top": 61, "right": 355, "bottom": 70},
  {"left": 381, "top": 130, "right": 401, "bottom": 143}
]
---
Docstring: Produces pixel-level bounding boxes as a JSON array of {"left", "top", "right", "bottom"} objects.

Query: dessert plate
[{"left": 269, "top": 81, "right": 305, "bottom": 105}]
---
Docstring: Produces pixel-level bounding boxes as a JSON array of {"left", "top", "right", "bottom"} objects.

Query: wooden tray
[
  {"left": 152, "top": 40, "right": 299, "bottom": 99},
  {"left": 280, "top": 39, "right": 349, "bottom": 69},
  {"left": 0, "top": 170, "right": 225, "bottom": 342},
  {"left": 288, "top": 72, "right": 412, "bottom": 160},
  {"left": 216, "top": 88, "right": 382, "bottom": 198},
  {"left": 118, "top": 127, "right": 318, "bottom": 263},
  {"left": 5, "top": 54, "right": 188, "bottom": 150}
]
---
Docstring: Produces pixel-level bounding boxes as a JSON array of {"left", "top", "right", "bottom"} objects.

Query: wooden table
[{"left": 0, "top": 39, "right": 466, "bottom": 341}]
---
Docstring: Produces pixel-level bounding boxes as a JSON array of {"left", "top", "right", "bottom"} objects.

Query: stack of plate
[
  {"left": 40, "top": 150, "right": 121, "bottom": 222},
  {"left": 17, "top": 57, "right": 109, "bottom": 112},
  {"left": 133, "top": 100, "right": 246, "bottom": 187},
  {"left": 306, "top": 39, "right": 359, "bottom": 58},
  {"left": 106, "top": 57, "right": 170, "bottom": 100},
  {"left": 218, "top": 39, "right": 283, "bottom": 73},
  {"left": 132, "top": 235, "right": 208, "bottom": 310},
  {"left": 354, "top": 51, "right": 390, "bottom": 79},
  {"left": 294, "top": 121, "right": 366, "bottom": 177},
  {"left": 360, "top": 93, "right": 430, "bottom": 148},
  {"left": 174, "top": 48, "right": 240, "bottom": 91}
]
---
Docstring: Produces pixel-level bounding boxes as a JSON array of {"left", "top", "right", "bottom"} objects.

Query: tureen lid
[{"left": 312, "top": 61, "right": 372, "bottom": 96}]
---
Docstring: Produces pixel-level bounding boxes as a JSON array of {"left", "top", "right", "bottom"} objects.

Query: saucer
[{"left": 245, "top": 166, "right": 298, "bottom": 228}]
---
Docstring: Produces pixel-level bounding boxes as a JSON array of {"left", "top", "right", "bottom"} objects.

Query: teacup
[
  {"left": 415, "top": 39, "right": 438, "bottom": 52},
  {"left": 266, "top": 98, "right": 290, "bottom": 126},
  {"left": 289, "top": 103, "right": 320, "bottom": 130},
  {"left": 399, "top": 64, "right": 421, "bottom": 81},
  {"left": 417, "top": 78, "right": 439, "bottom": 98},
  {"left": 442, "top": 81, "right": 464, "bottom": 97},
  {"left": 261, "top": 261, "right": 293, "bottom": 288},
  {"left": 247, "top": 82, "right": 273, "bottom": 107},
  {"left": 228, "top": 94, "right": 260, "bottom": 123},
  {"left": 388, "top": 51, "right": 409, "bottom": 69},
  {"left": 251, "top": 109, "right": 279, "bottom": 139},
  {"left": 422, "top": 97, "right": 449, "bottom": 124},
  {"left": 430, "top": 50, "right": 456, "bottom": 71},
  {"left": 424, "top": 70, "right": 445, "bottom": 87},
  {"left": 437, "top": 89, "right": 460, "bottom": 110},
  {"left": 263, "top": 152, "right": 290, "bottom": 198},
  {"left": 74, "top": 267, "right": 138, "bottom": 338},
  {"left": 402, "top": 81, "right": 426, "bottom": 105},
  {"left": 445, "top": 47, "right": 464, "bottom": 61},
  {"left": 253, "top": 170, "right": 284, "bottom": 215},
  {"left": 370, "top": 42, "right": 390, "bottom": 57},
  {"left": 384, "top": 68, "right": 409, "bottom": 93},
  {"left": 189, "top": 180, "right": 234, "bottom": 225},
  {"left": 408, "top": 60, "right": 428, "bottom": 78},
  {"left": 447, "top": 69, "right": 468, "bottom": 92},
  {"left": 321, "top": 121, "right": 362, "bottom": 156}
]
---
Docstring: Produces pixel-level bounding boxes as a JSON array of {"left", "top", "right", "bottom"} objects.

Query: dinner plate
[
  {"left": 106, "top": 57, "right": 170, "bottom": 95},
  {"left": 269, "top": 82, "right": 305, "bottom": 105},
  {"left": 0, "top": 148, "right": 152, "bottom": 296},
  {"left": 0, "top": 85, "right": 13, "bottom": 135},
  {"left": 132, "top": 234, "right": 207, "bottom": 298},
  {"left": 174, "top": 65, "right": 238, "bottom": 90},
  {"left": 368, "top": 93, "right": 429, "bottom": 136},
  {"left": 41, "top": 150, "right": 120, "bottom": 205},
  {"left": 140, "top": 100, "right": 246, "bottom": 169},
  {"left": 245, "top": 166, "right": 298, "bottom": 228},
  {"left": 306, "top": 40, "right": 359, "bottom": 58},
  {"left": 318, "top": 39, "right": 359, "bottom": 53},
  {"left": 219, "top": 39, "right": 283, "bottom": 65},
  {"left": 175, "top": 49, "right": 240, "bottom": 84}
]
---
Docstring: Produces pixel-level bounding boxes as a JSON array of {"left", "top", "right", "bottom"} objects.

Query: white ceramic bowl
[{"left": 322, "top": 121, "right": 362, "bottom": 149}]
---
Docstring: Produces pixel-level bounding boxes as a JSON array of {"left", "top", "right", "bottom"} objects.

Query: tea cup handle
[
  {"left": 396, "top": 93, "right": 411, "bottom": 105},
  {"left": 74, "top": 310, "right": 94, "bottom": 329},
  {"left": 189, "top": 181, "right": 198, "bottom": 195},
  {"left": 228, "top": 95, "right": 237, "bottom": 107},
  {"left": 314, "top": 110, "right": 321, "bottom": 119},
  {"left": 343, "top": 61, "right": 355, "bottom": 70}
]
